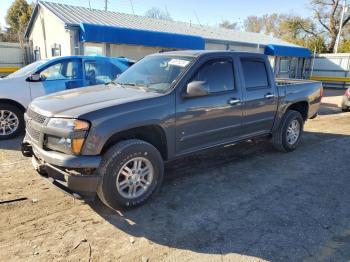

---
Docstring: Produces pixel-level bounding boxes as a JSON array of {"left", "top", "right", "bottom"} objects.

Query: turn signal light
[
  {"left": 74, "top": 120, "right": 90, "bottom": 131},
  {"left": 72, "top": 138, "right": 86, "bottom": 155}
]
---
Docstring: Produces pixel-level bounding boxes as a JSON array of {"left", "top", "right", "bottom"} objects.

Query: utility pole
[
  {"left": 335, "top": 0, "right": 348, "bottom": 53},
  {"left": 104, "top": 0, "right": 108, "bottom": 11}
]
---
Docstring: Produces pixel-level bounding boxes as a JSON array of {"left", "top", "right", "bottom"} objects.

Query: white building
[{"left": 25, "top": 1, "right": 312, "bottom": 78}]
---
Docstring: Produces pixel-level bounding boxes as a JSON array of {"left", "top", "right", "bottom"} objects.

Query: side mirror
[
  {"left": 184, "top": 81, "right": 209, "bottom": 98},
  {"left": 27, "top": 73, "right": 41, "bottom": 82}
]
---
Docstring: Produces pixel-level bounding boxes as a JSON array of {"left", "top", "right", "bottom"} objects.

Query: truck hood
[{"left": 30, "top": 83, "right": 161, "bottom": 118}]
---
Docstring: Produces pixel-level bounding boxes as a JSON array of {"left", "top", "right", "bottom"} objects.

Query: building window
[
  {"left": 51, "top": 43, "right": 61, "bottom": 57},
  {"left": 33, "top": 46, "right": 41, "bottom": 61},
  {"left": 279, "top": 57, "right": 290, "bottom": 74},
  {"left": 84, "top": 43, "right": 106, "bottom": 56}
]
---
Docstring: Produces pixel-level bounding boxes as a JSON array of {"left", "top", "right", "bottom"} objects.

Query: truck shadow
[
  {"left": 0, "top": 136, "right": 23, "bottom": 151},
  {"left": 89, "top": 131, "right": 350, "bottom": 261}
]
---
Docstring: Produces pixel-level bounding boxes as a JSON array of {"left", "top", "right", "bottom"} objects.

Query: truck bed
[{"left": 276, "top": 78, "right": 318, "bottom": 86}]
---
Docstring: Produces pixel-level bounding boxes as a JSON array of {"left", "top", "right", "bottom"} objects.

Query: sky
[{"left": 0, "top": 0, "right": 312, "bottom": 29}]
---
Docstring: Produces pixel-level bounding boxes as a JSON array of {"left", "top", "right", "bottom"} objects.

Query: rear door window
[
  {"left": 241, "top": 59, "right": 269, "bottom": 89},
  {"left": 84, "top": 60, "right": 122, "bottom": 85}
]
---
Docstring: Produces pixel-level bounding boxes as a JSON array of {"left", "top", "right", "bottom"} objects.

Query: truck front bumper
[{"left": 22, "top": 140, "right": 102, "bottom": 199}]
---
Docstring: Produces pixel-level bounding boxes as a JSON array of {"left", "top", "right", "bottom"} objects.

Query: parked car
[
  {"left": 341, "top": 87, "right": 350, "bottom": 112},
  {"left": 22, "top": 51, "right": 323, "bottom": 209},
  {"left": 0, "top": 55, "right": 132, "bottom": 139}
]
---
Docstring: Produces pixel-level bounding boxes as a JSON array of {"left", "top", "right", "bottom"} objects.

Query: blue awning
[
  {"left": 264, "top": 44, "right": 311, "bottom": 58},
  {"left": 79, "top": 23, "right": 205, "bottom": 50}
]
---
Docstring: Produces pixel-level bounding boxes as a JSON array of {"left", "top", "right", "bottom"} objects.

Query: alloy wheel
[
  {"left": 116, "top": 157, "right": 154, "bottom": 199},
  {"left": 0, "top": 110, "right": 19, "bottom": 136},
  {"left": 286, "top": 119, "right": 300, "bottom": 145}
]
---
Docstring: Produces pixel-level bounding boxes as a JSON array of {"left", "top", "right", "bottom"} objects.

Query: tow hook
[{"left": 21, "top": 142, "right": 33, "bottom": 157}]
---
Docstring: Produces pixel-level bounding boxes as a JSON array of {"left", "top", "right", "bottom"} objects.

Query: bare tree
[
  {"left": 311, "top": 0, "right": 350, "bottom": 52},
  {"left": 244, "top": 16, "right": 264, "bottom": 33},
  {"left": 219, "top": 20, "right": 238, "bottom": 30},
  {"left": 145, "top": 7, "right": 172, "bottom": 21},
  {"left": 243, "top": 13, "right": 326, "bottom": 53}
]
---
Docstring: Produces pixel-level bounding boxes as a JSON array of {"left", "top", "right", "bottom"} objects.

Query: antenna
[
  {"left": 129, "top": 0, "right": 135, "bottom": 15},
  {"left": 194, "top": 10, "right": 202, "bottom": 26},
  {"left": 164, "top": 4, "right": 170, "bottom": 17}
]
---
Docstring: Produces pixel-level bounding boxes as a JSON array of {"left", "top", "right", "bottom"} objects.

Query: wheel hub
[
  {"left": 116, "top": 157, "right": 154, "bottom": 199},
  {"left": 0, "top": 110, "right": 19, "bottom": 136},
  {"left": 286, "top": 119, "right": 300, "bottom": 145}
]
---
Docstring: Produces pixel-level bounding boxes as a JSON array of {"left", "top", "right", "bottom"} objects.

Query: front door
[
  {"left": 175, "top": 58, "right": 243, "bottom": 155},
  {"left": 29, "top": 59, "right": 84, "bottom": 99},
  {"left": 239, "top": 58, "right": 278, "bottom": 136}
]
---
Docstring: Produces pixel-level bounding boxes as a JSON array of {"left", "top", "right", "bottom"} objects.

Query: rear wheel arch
[{"left": 286, "top": 101, "right": 309, "bottom": 121}]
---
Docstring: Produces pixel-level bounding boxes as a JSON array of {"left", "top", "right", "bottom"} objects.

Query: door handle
[
  {"left": 264, "top": 93, "right": 275, "bottom": 99},
  {"left": 228, "top": 98, "right": 241, "bottom": 105}
]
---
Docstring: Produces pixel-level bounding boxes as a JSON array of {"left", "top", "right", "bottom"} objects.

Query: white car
[
  {"left": 0, "top": 55, "right": 131, "bottom": 139},
  {"left": 341, "top": 87, "right": 350, "bottom": 112}
]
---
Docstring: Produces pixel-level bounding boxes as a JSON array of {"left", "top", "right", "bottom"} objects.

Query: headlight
[
  {"left": 47, "top": 118, "right": 89, "bottom": 130},
  {"left": 45, "top": 118, "right": 90, "bottom": 155}
]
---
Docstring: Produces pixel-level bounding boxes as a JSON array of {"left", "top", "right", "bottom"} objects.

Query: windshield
[
  {"left": 7, "top": 60, "right": 48, "bottom": 78},
  {"left": 115, "top": 55, "right": 194, "bottom": 93}
]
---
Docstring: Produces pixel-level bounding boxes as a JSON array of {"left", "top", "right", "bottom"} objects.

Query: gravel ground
[{"left": 0, "top": 89, "right": 349, "bottom": 262}]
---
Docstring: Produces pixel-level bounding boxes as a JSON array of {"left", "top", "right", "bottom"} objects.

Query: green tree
[
  {"left": 338, "top": 40, "right": 350, "bottom": 52},
  {"left": 5, "top": 0, "right": 33, "bottom": 44}
]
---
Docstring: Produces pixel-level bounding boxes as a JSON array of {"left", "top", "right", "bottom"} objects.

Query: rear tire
[
  {"left": 97, "top": 139, "right": 164, "bottom": 210},
  {"left": 272, "top": 110, "right": 304, "bottom": 152},
  {"left": 0, "top": 103, "right": 24, "bottom": 140},
  {"left": 342, "top": 107, "right": 349, "bottom": 112}
]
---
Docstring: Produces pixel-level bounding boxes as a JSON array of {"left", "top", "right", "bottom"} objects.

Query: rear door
[
  {"left": 239, "top": 56, "right": 278, "bottom": 136},
  {"left": 175, "top": 56, "right": 243, "bottom": 155},
  {"left": 83, "top": 59, "right": 122, "bottom": 86}
]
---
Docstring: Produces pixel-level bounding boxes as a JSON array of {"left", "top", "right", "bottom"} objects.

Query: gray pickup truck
[{"left": 22, "top": 51, "right": 322, "bottom": 209}]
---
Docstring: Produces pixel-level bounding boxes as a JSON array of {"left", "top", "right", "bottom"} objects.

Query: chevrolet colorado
[{"left": 22, "top": 51, "right": 323, "bottom": 209}]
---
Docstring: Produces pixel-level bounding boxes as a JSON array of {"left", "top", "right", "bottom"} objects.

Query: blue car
[{"left": 0, "top": 55, "right": 132, "bottom": 139}]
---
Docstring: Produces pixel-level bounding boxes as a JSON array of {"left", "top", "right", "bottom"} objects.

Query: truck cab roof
[{"left": 154, "top": 50, "right": 267, "bottom": 58}]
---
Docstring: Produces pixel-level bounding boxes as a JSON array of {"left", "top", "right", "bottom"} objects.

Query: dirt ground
[{"left": 1, "top": 89, "right": 350, "bottom": 262}]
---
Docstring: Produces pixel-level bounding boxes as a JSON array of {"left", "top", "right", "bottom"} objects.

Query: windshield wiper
[{"left": 116, "top": 82, "right": 148, "bottom": 91}]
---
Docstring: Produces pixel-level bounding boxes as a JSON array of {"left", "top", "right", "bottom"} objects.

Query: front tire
[
  {"left": 272, "top": 110, "right": 304, "bottom": 152},
  {"left": 0, "top": 103, "right": 24, "bottom": 140},
  {"left": 97, "top": 139, "right": 164, "bottom": 209}
]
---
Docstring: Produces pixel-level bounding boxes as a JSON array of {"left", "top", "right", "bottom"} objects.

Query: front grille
[
  {"left": 27, "top": 125, "right": 40, "bottom": 142},
  {"left": 26, "top": 108, "right": 47, "bottom": 145},
  {"left": 27, "top": 108, "right": 47, "bottom": 124}
]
